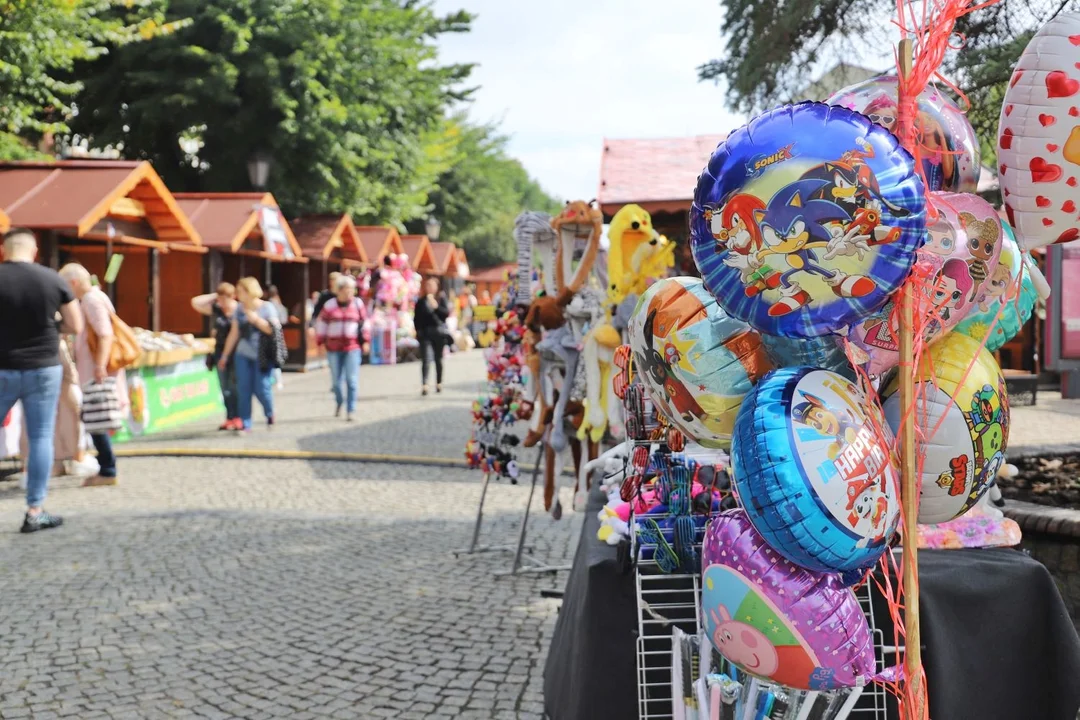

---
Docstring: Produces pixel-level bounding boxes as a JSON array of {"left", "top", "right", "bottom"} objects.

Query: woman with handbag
[
  {"left": 191, "top": 283, "right": 240, "bottom": 430},
  {"left": 218, "top": 277, "right": 279, "bottom": 432},
  {"left": 413, "top": 277, "right": 451, "bottom": 396},
  {"left": 315, "top": 274, "right": 369, "bottom": 421},
  {"left": 59, "top": 264, "right": 128, "bottom": 487}
]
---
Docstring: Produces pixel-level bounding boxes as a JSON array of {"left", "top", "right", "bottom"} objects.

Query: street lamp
[
  {"left": 247, "top": 150, "right": 273, "bottom": 191},
  {"left": 425, "top": 216, "right": 442, "bottom": 242}
]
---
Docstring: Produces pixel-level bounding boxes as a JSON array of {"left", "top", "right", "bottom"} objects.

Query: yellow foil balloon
[{"left": 881, "top": 333, "right": 1009, "bottom": 524}]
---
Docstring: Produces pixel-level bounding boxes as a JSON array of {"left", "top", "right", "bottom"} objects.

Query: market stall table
[{"left": 543, "top": 485, "right": 1080, "bottom": 720}]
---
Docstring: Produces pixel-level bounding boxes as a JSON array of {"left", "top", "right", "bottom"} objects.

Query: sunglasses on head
[{"left": 868, "top": 113, "right": 896, "bottom": 126}]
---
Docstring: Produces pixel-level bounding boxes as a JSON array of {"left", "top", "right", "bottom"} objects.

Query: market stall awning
[
  {"left": 596, "top": 135, "right": 726, "bottom": 216},
  {"left": 356, "top": 225, "right": 404, "bottom": 266},
  {"left": 291, "top": 214, "right": 368, "bottom": 266},
  {"left": 400, "top": 234, "right": 437, "bottom": 273},
  {"left": 174, "top": 192, "right": 307, "bottom": 263},
  {"left": 429, "top": 241, "right": 459, "bottom": 276},
  {"left": 0, "top": 160, "right": 202, "bottom": 249}
]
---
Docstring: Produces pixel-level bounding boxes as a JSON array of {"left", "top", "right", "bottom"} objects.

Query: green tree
[
  {"left": 0, "top": 0, "right": 183, "bottom": 159},
  {"left": 408, "top": 117, "right": 561, "bottom": 268},
  {"left": 67, "top": 0, "right": 473, "bottom": 224},
  {"left": 698, "top": 0, "right": 1075, "bottom": 163}
]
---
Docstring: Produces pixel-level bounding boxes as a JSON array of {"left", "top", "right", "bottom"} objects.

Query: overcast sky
[{"left": 433, "top": 0, "right": 746, "bottom": 201}]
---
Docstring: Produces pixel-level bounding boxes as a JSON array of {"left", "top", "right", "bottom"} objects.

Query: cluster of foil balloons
[{"left": 618, "top": 51, "right": 1071, "bottom": 686}]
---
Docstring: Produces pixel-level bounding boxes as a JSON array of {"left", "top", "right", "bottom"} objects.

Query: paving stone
[{"left": 0, "top": 355, "right": 580, "bottom": 718}]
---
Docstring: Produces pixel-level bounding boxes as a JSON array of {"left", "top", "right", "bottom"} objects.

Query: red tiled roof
[
  {"left": 291, "top": 214, "right": 366, "bottom": 263},
  {"left": 355, "top": 226, "right": 403, "bottom": 265},
  {"left": 0, "top": 160, "right": 200, "bottom": 244},
  {"left": 429, "top": 241, "right": 457, "bottom": 275},
  {"left": 400, "top": 235, "right": 437, "bottom": 273},
  {"left": 596, "top": 135, "right": 726, "bottom": 215}
]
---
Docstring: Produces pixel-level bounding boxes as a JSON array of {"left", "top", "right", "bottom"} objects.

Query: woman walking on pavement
[
  {"left": 414, "top": 277, "right": 450, "bottom": 396},
  {"left": 191, "top": 283, "right": 240, "bottom": 430},
  {"left": 218, "top": 277, "right": 279, "bottom": 432},
  {"left": 315, "top": 274, "right": 369, "bottom": 421},
  {"left": 59, "top": 263, "right": 127, "bottom": 487}
]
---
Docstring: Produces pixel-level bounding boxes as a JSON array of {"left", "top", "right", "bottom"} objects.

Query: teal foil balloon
[
  {"left": 627, "top": 277, "right": 777, "bottom": 449},
  {"left": 760, "top": 334, "right": 856, "bottom": 380},
  {"left": 954, "top": 223, "right": 1036, "bottom": 353}
]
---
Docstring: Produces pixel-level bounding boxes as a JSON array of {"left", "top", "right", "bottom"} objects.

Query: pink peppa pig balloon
[
  {"left": 847, "top": 192, "right": 1003, "bottom": 376},
  {"left": 701, "top": 510, "right": 875, "bottom": 690}
]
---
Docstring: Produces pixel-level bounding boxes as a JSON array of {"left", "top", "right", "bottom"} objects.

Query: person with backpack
[
  {"left": 59, "top": 262, "right": 129, "bottom": 488},
  {"left": 315, "top": 274, "right": 369, "bottom": 421},
  {"left": 218, "top": 277, "right": 280, "bottom": 432}
]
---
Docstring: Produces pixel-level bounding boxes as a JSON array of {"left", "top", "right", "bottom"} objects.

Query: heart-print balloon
[
  {"left": 701, "top": 510, "right": 876, "bottom": 689},
  {"left": 998, "top": 11, "right": 1080, "bottom": 249},
  {"left": 627, "top": 277, "right": 775, "bottom": 448},
  {"left": 848, "top": 192, "right": 1003, "bottom": 376}
]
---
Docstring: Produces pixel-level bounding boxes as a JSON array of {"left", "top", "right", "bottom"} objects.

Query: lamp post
[
  {"left": 425, "top": 216, "right": 442, "bottom": 242},
  {"left": 247, "top": 150, "right": 273, "bottom": 191}
]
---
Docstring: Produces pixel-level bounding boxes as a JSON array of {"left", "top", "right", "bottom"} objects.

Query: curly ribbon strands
[{"left": 879, "top": 3, "right": 1003, "bottom": 719}]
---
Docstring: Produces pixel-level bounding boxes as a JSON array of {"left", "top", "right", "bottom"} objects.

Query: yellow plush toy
[{"left": 607, "top": 204, "right": 675, "bottom": 305}]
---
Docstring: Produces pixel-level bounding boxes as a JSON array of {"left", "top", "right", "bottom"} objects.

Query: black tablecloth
[{"left": 544, "top": 486, "right": 1080, "bottom": 720}]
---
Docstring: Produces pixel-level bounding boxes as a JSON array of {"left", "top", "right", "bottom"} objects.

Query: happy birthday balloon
[
  {"left": 955, "top": 222, "right": 1037, "bottom": 353},
  {"left": 702, "top": 510, "right": 876, "bottom": 690},
  {"left": 691, "top": 102, "right": 926, "bottom": 338},
  {"left": 847, "top": 192, "right": 1004, "bottom": 376},
  {"left": 998, "top": 11, "right": 1080, "bottom": 249},
  {"left": 730, "top": 367, "right": 901, "bottom": 573},
  {"left": 881, "top": 334, "right": 1010, "bottom": 524},
  {"left": 628, "top": 277, "right": 775, "bottom": 448},
  {"left": 827, "top": 75, "right": 982, "bottom": 193}
]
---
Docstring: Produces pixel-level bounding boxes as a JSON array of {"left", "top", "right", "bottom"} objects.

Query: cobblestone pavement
[{"left": 0, "top": 351, "right": 583, "bottom": 719}]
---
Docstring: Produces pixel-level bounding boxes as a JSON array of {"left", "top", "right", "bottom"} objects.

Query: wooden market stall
[
  {"left": 429, "top": 241, "right": 470, "bottom": 293},
  {"left": 468, "top": 262, "right": 516, "bottom": 299},
  {"left": 400, "top": 234, "right": 438, "bottom": 276},
  {"left": 0, "top": 160, "right": 225, "bottom": 441},
  {"left": 356, "top": 225, "right": 404, "bottom": 268},
  {"left": 173, "top": 192, "right": 313, "bottom": 370},
  {"left": 292, "top": 213, "right": 369, "bottom": 297}
]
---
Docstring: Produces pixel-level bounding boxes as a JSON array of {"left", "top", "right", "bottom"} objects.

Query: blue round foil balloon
[
  {"left": 730, "top": 367, "right": 901, "bottom": 573},
  {"left": 691, "top": 102, "right": 926, "bottom": 338},
  {"left": 954, "top": 223, "right": 1036, "bottom": 353}
]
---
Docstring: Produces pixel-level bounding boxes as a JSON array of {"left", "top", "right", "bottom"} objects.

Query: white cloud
[{"left": 433, "top": 0, "right": 747, "bottom": 200}]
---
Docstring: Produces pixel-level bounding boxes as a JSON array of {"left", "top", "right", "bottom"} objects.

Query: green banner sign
[{"left": 114, "top": 357, "right": 223, "bottom": 442}]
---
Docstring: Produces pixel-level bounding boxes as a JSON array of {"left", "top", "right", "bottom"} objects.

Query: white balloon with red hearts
[{"left": 998, "top": 11, "right": 1080, "bottom": 249}]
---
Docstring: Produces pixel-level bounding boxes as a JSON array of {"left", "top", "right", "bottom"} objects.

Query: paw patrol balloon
[
  {"left": 881, "top": 333, "right": 1010, "bottom": 524},
  {"left": 702, "top": 510, "right": 876, "bottom": 689},
  {"left": 954, "top": 223, "right": 1037, "bottom": 353},
  {"left": 627, "top": 277, "right": 775, "bottom": 449},
  {"left": 730, "top": 367, "right": 901, "bottom": 573},
  {"left": 691, "top": 102, "right": 926, "bottom": 337}
]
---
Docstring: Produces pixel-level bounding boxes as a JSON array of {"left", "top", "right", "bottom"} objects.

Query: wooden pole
[{"left": 896, "top": 36, "right": 925, "bottom": 720}]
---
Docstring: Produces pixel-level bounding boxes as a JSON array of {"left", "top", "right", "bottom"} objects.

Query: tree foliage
[
  {"left": 699, "top": 0, "right": 1077, "bottom": 162},
  {"left": 408, "top": 117, "right": 561, "bottom": 269},
  {"left": 0, "top": 0, "right": 186, "bottom": 159},
  {"left": 66, "top": 0, "right": 475, "bottom": 224}
]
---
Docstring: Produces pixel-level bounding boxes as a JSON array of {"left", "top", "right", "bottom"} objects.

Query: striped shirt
[{"left": 315, "top": 298, "right": 370, "bottom": 352}]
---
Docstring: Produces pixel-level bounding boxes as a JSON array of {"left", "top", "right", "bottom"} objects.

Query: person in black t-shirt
[
  {"left": 191, "top": 283, "right": 240, "bottom": 429},
  {"left": 0, "top": 229, "right": 84, "bottom": 533},
  {"left": 414, "top": 277, "right": 450, "bottom": 396}
]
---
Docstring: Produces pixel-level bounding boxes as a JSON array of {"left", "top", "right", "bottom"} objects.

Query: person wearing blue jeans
[
  {"left": 219, "top": 277, "right": 278, "bottom": 432},
  {"left": 327, "top": 349, "right": 361, "bottom": 418},
  {"left": 0, "top": 228, "right": 84, "bottom": 533}
]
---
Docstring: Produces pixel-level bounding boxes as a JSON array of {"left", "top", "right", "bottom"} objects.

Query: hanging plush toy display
[
  {"left": 730, "top": 367, "right": 901, "bottom": 573},
  {"left": 847, "top": 192, "right": 1004, "bottom": 376},
  {"left": 627, "top": 277, "right": 775, "bottom": 449},
  {"left": 998, "top": 12, "right": 1080, "bottom": 249},
  {"left": 954, "top": 222, "right": 1037, "bottom": 353},
  {"left": 881, "top": 333, "right": 1010, "bottom": 524},
  {"left": 827, "top": 75, "right": 982, "bottom": 193},
  {"left": 690, "top": 102, "right": 926, "bottom": 337},
  {"left": 701, "top": 510, "right": 876, "bottom": 690}
]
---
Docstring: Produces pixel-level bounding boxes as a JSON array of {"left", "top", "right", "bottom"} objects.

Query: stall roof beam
[
  {"left": 0, "top": 160, "right": 201, "bottom": 245},
  {"left": 0, "top": 208, "right": 9, "bottom": 232}
]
